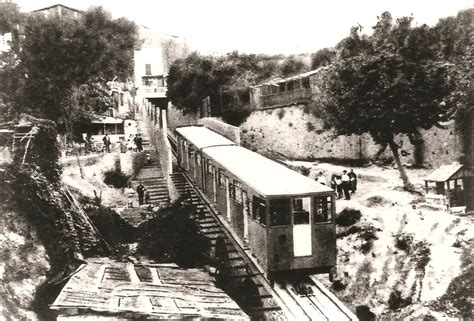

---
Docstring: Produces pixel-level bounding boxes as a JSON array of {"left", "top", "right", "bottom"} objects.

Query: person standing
[
  {"left": 102, "top": 134, "right": 111, "bottom": 153},
  {"left": 316, "top": 172, "right": 327, "bottom": 186},
  {"left": 136, "top": 182, "right": 145, "bottom": 206},
  {"left": 348, "top": 169, "right": 358, "bottom": 194},
  {"left": 341, "top": 170, "right": 351, "bottom": 200},
  {"left": 136, "top": 133, "right": 143, "bottom": 152},
  {"left": 335, "top": 175, "right": 343, "bottom": 199},
  {"left": 85, "top": 133, "right": 92, "bottom": 153}
]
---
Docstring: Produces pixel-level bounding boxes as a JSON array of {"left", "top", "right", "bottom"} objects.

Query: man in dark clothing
[
  {"left": 136, "top": 182, "right": 146, "bottom": 205},
  {"left": 348, "top": 169, "right": 358, "bottom": 194},
  {"left": 341, "top": 170, "right": 351, "bottom": 200},
  {"left": 102, "top": 134, "right": 111, "bottom": 153},
  {"left": 136, "top": 133, "right": 143, "bottom": 152}
]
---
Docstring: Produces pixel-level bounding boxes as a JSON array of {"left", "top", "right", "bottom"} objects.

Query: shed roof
[
  {"left": 176, "top": 126, "right": 236, "bottom": 149},
  {"left": 51, "top": 258, "right": 248, "bottom": 320},
  {"left": 424, "top": 163, "right": 468, "bottom": 182},
  {"left": 91, "top": 116, "right": 124, "bottom": 124},
  {"left": 204, "top": 145, "right": 333, "bottom": 197}
]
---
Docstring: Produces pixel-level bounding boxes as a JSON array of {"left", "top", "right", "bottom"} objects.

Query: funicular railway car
[{"left": 175, "top": 125, "right": 336, "bottom": 278}]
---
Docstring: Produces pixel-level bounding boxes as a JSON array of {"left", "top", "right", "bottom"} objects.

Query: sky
[{"left": 14, "top": 0, "right": 474, "bottom": 55}]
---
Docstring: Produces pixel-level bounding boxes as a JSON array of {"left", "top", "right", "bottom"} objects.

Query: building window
[
  {"left": 293, "top": 198, "right": 310, "bottom": 225},
  {"left": 313, "top": 196, "right": 333, "bottom": 223},
  {"left": 252, "top": 196, "right": 266, "bottom": 226},
  {"left": 145, "top": 64, "right": 151, "bottom": 76},
  {"left": 270, "top": 198, "right": 290, "bottom": 226}
]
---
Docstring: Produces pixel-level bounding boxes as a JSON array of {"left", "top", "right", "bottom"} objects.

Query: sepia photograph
[{"left": 0, "top": 0, "right": 472, "bottom": 320}]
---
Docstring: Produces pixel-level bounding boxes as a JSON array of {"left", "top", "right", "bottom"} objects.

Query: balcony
[
  {"left": 142, "top": 86, "right": 167, "bottom": 98},
  {"left": 261, "top": 88, "right": 312, "bottom": 109}
]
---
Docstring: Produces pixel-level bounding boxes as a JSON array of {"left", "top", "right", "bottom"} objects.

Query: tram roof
[
  {"left": 175, "top": 126, "right": 236, "bottom": 149},
  {"left": 204, "top": 145, "right": 333, "bottom": 197}
]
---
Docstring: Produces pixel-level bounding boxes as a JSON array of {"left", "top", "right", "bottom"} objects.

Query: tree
[
  {"left": 280, "top": 56, "right": 308, "bottom": 77},
  {"left": 311, "top": 48, "right": 336, "bottom": 70},
  {"left": 321, "top": 12, "right": 454, "bottom": 190},
  {"left": 0, "top": 6, "right": 138, "bottom": 134}
]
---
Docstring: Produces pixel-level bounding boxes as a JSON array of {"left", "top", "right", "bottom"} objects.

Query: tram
[{"left": 175, "top": 125, "right": 336, "bottom": 277}]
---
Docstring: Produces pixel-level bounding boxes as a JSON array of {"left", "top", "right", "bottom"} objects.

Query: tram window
[
  {"left": 218, "top": 169, "right": 225, "bottom": 188},
  {"left": 196, "top": 153, "right": 201, "bottom": 167},
  {"left": 270, "top": 199, "right": 290, "bottom": 226},
  {"left": 252, "top": 196, "right": 266, "bottom": 226},
  {"left": 302, "top": 77, "right": 310, "bottom": 89},
  {"left": 207, "top": 163, "right": 213, "bottom": 176},
  {"left": 313, "top": 196, "right": 332, "bottom": 222},
  {"left": 293, "top": 198, "right": 310, "bottom": 225},
  {"left": 229, "top": 181, "right": 235, "bottom": 199},
  {"left": 234, "top": 181, "right": 242, "bottom": 204}
]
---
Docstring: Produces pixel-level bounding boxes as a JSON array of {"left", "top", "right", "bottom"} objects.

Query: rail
[{"left": 166, "top": 131, "right": 358, "bottom": 320}]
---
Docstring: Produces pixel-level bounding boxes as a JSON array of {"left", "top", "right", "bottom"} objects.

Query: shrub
[
  {"left": 221, "top": 109, "right": 251, "bottom": 126},
  {"left": 298, "top": 166, "right": 311, "bottom": 177},
  {"left": 137, "top": 197, "right": 210, "bottom": 267},
  {"left": 336, "top": 208, "right": 362, "bottom": 226},
  {"left": 359, "top": 225, "right": 379, "bottom": 254},
  {"left": 364, "top": 195, "right": 389, "bottom": 207},
  {"left": 104, "top": 157, "right": 129, "bottom": 188},
  {"left": 82, "top": 199, "right": 136, "bottom": 246},
  {"left": 277, "top": 108, "right": 286, "bottom": 120},
  {"left": 306, "top": 122, "right": 315, "bottom": 132},
  {"left": 331, "top": 280, "right": 347, "bottom": 291},
  {"left": 388, "top": 290, "right": 412, "bottom": 310},
  {"left": 394, "top": 233, "right": 414, "bottom": 253}
]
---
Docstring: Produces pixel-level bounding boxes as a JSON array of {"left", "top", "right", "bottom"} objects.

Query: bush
[
  {"left": 137, "top": 197, "right": 210, "bottom": 267},
  {"left": 82, "top": 198, "right": 136, "bottom": 247},
  {"left": 359, "top": 225, "right": 379, "bottom": 254},
  {"left": 221, "top": 109, "right": 251, "bottom": 126},
  {"left": 394, "top": 233, "right": 414, "bottom": 253},
  {"left": 331, "top": 280, "right": 347, "bottom": 291},
  {"left": 364, "top": 195, "right": 389, "bottom": 207},
  {"left": 388, "top": 290, "right": 412, "bottom": 310},
  {"left": 336, "top": 208, "right": 362, "bottom": 226},
  {"left": 104, "top": 157, "right": 129, "bottom": 188},
  {"left": 306, "top": 122, "right": 315, "bottom": 132},
  {"left": 277, "top": 108, "right": 286, "bottom": 119},
  {"left": 298, "top": 166, "right": 311, "bottom": 176}
]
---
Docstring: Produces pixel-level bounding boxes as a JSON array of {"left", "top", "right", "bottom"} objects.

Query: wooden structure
[
  {"left": 175, "top": 125, "right": 336, "bottom": 278},
  {"left": 51, "top": 258, "right": 248, "bottom": 320},
  {"left": 424, "top": 163, "right": 472, "bottom": 213}
]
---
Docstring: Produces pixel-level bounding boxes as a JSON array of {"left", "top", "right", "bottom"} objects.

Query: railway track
[{"left": 166, "top": 131, "right": 358, "bottom": 321}]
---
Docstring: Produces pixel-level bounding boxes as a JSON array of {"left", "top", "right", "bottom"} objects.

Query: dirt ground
[
  {"left": 287, "top": 160, "right": 473, "bottom": 319},
  {"left": 62, "top": 151, "right": 134, "bottom": 208}
]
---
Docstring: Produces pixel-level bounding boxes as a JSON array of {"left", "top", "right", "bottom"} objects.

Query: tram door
[
  {"left": 242, "top": 191, "right": 249, "bottom": 243},
  {"left": 225, "top": 176, "right": 231, "bottom": 221},
  {"left": 212, "top": 167, "right": 217, "bottom": 203},
  {"left": 292, "top": 198, "right": 312, "bottom": 257}
]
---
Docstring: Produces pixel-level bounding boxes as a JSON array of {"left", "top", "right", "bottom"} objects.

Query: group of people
[
  {"left": 315, "top": 169, "right": 358, "bottom": 200},
  {"left": 127, "top": 182, "right": 150, "bottom": 208},
  {"left": 118, "top": 133, "right": 144, "bottom": 153}
]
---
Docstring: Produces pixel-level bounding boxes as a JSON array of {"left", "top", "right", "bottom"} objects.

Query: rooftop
[
  {"left": 51, "top": 258, "right": 248, "bottom": 320},
  {"left": 204, "top": 145, "right": 333, "bottom": 197},
  {"left": 175, "top": 125, "right": 236, "bottom": 150},
  {"left": 424, "top": 162, "right": 471, "bottom": 182}
]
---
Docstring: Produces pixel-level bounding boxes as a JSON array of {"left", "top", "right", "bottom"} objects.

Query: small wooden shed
[{"left": 424, "top": 163, "right": 471, "bottom": 213}]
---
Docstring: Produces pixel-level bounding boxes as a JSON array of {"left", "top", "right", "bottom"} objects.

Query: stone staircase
[{"left": 131, "top": 149, "right": 170, "bottom": 207}]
